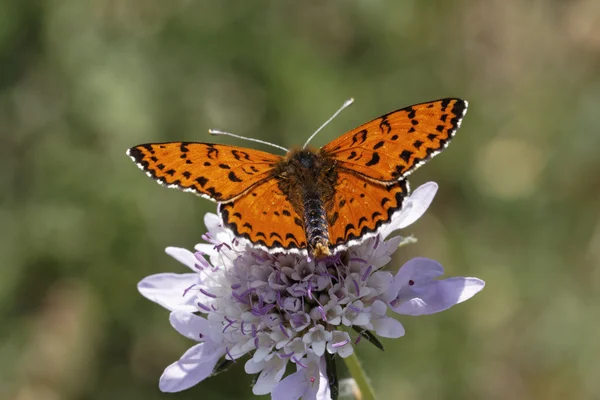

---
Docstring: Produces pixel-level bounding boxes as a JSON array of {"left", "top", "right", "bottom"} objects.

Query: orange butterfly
[{"left": 127, "top": 98, "right": 467, "bottom": 258}]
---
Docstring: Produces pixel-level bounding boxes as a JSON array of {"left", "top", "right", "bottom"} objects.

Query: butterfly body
[
  {"left": 271, "top": 148, "right": 338, "bottom": 257},
  {"left": 127, "top": 98, "right": 467, "bottom": 257}
]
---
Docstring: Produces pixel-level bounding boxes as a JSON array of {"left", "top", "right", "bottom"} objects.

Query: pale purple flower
[{"left": 137, "top": 181, "right": 485, "bottom": 399}]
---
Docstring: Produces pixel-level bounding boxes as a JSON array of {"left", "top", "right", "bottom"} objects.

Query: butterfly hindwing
[
  {"left": 127, "top": 142, "right": 282, "bottom": 202},
  {"left": 321, "top": 98, "right": 467, "bottom": 183},
  {"left": 218, "top": 178, "right": 307, "bottom": 252},
  {"left": 327, "top": 171, "right": 409, "bottom": 249}
]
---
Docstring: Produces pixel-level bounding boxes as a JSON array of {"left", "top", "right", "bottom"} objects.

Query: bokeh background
[{"left": 2, "top": 1, "right": 600, "bottom": 399}]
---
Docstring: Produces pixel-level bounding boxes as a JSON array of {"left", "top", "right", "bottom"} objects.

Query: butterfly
[{"left": 127, "top": 98, "right": 467, "bottom": 258}]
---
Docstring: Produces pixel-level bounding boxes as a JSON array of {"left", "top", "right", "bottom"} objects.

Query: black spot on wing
[
  {"left": 219, "top": 164, "right": 231, "bottom": 169},
  {"left": 196, "top": 176, "right": 208, "bottom": 187},
  {"left": 182, "top": 171, "right": 191, "bottom": 179},
  {"left": 373, "top": 141, "right": 385, "bottom": 150},
  {"left": 206, "top": 187, "right": 222, "bottom": 199},
  {"left": 344, "top": 223, "right": 355, "bottom": 237},
  {"left": 330, "top": 211, "right": 339, "bottom": 226},
  {"left": 441, "top": 98, "right": 451, "bottom": 111},
  {"left": 351, "top": 129, "right": 368, "bottom": 146},
  {"left": 399, "top": 150, "right": 413, "bottom": 163},
  {"left": 379, "top": 118, "right": 391, "bottom": 134},
  {"left": 365, "top": 152, "right": 380, "bottom": 166},
  {"left": 228, "top": 171, "right": 242, "bottom": 182}
]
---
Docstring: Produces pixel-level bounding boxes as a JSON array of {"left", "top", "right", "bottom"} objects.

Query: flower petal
[
  {"left": 392, "top": 277, "right": 485, "bottom": 316},
  {"left": 204, "top": 213, "right": 222, "bottom": 232},
  {"left": 380, "top": 182, "right": 438, "bottom": 237},
  {"left": 169, "top": 311, "right": 213, "bottom": 342},
  {"left": 252, "top": 357, "right": 287, "bottom": 395},
  {"left": 159, "top": 342, "right": 225, "bottom": 392},
  {"left": 271, "top": 368, "right": 306, "bottom": 400},
  {"left": 397, "top": 181, "right": 438, "bottom": 229},
  {"left": 165, "top": 246, "right": 202, "bottom": 272},
  {"left": 137, "top": 273, "right": 198, "bottom": 312},
  {"left": 372, "top": 316, "right": 405, "bottom": 338},
  {"left": 385, "top": 257, "right": 445, "bottom": 300}
]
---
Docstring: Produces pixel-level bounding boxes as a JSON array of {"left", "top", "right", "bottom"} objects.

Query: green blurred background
[{"left": 2, "top": 1, "right": 599, "bottom": 399}]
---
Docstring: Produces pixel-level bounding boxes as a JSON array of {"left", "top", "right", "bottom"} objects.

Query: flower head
[{"left": 138, "top": 182, "right": 485, "bottom": 398}]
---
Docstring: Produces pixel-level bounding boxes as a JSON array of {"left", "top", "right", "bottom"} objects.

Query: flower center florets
[{"left": 193, "top": 241, "right": 387, "bottom": 362}]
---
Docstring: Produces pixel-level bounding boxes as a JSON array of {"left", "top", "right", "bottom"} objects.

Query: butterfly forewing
[
  {"left": 127, "top": 142, "right": 282, "bottom": 202},
  {"left": 327, "top": 171, "right": 409, "bottom": 249},
  {"left": 218, "top": 178, "right": 307, "bottom": 252},
  {"left": 321, "top": 98, "right": 467, "bottom": 183}
]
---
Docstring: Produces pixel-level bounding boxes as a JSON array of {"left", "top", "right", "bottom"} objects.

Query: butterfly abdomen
[{"left": 303, "top": 193, "right": 330, "bottom": 258}]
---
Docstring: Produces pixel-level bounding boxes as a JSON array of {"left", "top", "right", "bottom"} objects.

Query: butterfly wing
[
  {"left": 321, "top": 98, "right": 467, "bottom": 182},
  {"left": 218, "top": 178, "right": 307, "bottom": 253},
  {"left": 327, "top": 171, "right": 409, "bottom": 249},
  {"left": 127, "top": 142, "right": 282, "bottom": 202}
]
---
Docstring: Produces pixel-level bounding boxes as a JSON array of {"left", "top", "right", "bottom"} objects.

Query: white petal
[
  {"left": 397, "top": 182, "right": 438, "bottom": 229},
  {"left": 372, "top": 316, "right": 405, "bottom": 338},
  {"left": 336, "top": 343, "right": 354, "bottom": 358},
  {"left": 169, "top": 311, "right": 212, "bottom": 341},
  {"left": 137, "top": 273, "right": 198, "bottom": 312},
  {"left": 315, "top": 356, "right": 332, "bottom": 400},
  {"left": 252, "top": 357, "right": 287, "bottom": 395},
  {"left": 271, "top": 368, "right": 306, "bottom": 400},
  {"left": 312, "top": 340, "right": 326, "bottom": 357},
  {"left": 193, "top": 243, "right": 217, "bottom": 256},
  {"left": 380, "top": 182, "right": 437, "bottom": 237},
  {"left": 165, "top": 247, "right": 200, "bottom": 272},
  {"left": 392, "top": 277, "right": 485, "bottom": 316},
  {"left": 204, "top": 213, "right": 221, "bottom": 232},
  {"left": 159, "top": 342, "right": 224, "bottom": 392}
]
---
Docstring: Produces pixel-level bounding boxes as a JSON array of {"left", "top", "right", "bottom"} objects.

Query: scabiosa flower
[{"left": 138, "top": 182, "right": 485, "bottom": 399}]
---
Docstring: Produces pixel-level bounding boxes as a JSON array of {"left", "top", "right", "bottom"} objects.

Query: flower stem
[{"left": 343, "top": 352, "right": 377, "bottom": 400}]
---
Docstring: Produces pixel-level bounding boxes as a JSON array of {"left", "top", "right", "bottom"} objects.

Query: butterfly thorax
[{"left": 275, "top": 149, "right": 338, "bottom": 257}]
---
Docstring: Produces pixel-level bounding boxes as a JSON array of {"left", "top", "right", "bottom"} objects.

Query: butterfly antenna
[
  {"left": 302, "top": 98, "right": 354, "bottom": 149},
  {"left": 208, "top": 129, "right": 289, "bottom": 153}
]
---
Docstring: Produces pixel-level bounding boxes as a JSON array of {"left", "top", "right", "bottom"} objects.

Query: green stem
[{"left": 343, "top": 352, "right": 377, "bottom": 400}]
